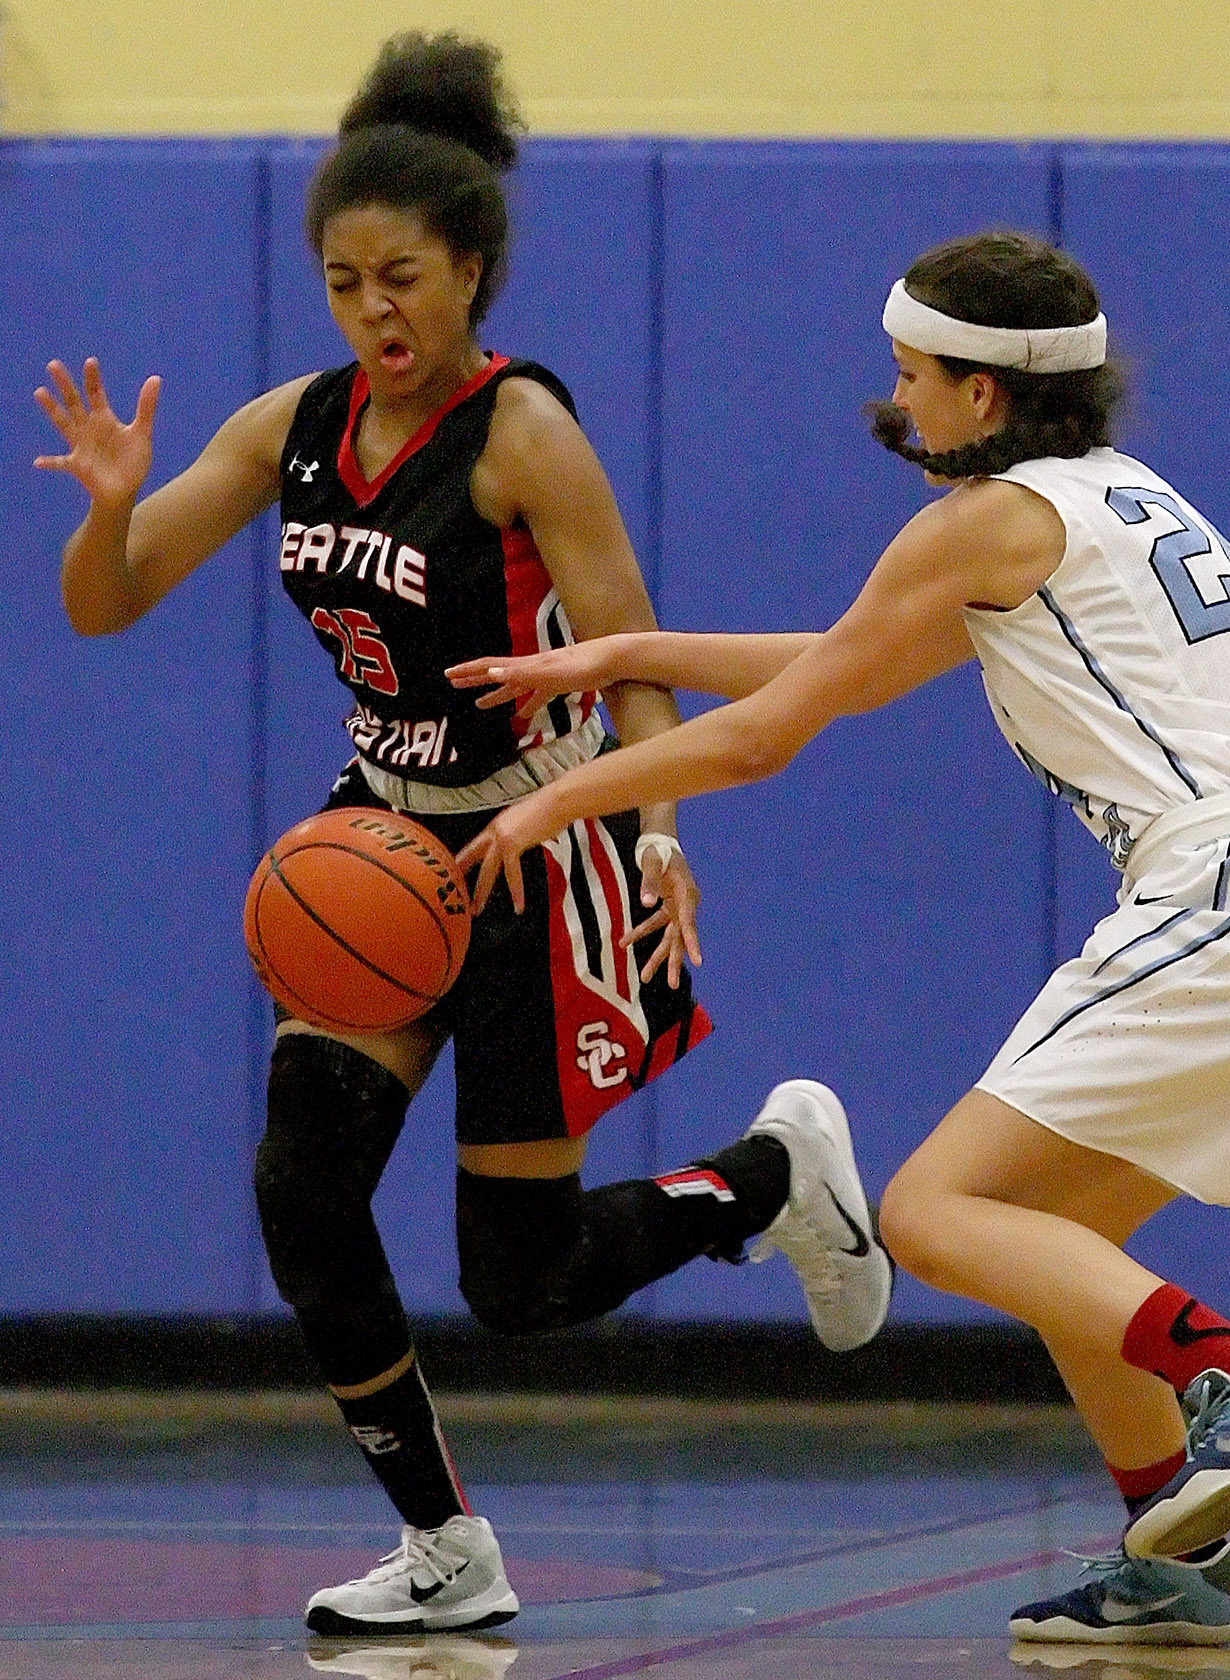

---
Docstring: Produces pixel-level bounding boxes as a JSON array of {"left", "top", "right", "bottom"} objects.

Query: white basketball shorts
[{"left": 977, "top": 832, "right": 1230, "bottom": 1203}]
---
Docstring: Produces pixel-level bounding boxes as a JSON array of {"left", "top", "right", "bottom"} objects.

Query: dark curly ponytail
[
  {"left": 305, "top": 31, "right": 525, "bottom": 325},
  {"left": 869, "top": 232, "right": 1125, "bottom": 479}
]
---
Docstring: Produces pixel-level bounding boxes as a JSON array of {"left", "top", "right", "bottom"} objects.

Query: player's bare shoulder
[
  {"left": 472, "top": 374, "right": 580, "bottom": 524},
  {"left": 210, "top": 374, "right": 320, "bottom": 480},
  {"left": 915, "top": 475, "right": 1067, "bottom": 610},
  {"left": 490, "top": 372, "right": 573, "bottom": 435}
]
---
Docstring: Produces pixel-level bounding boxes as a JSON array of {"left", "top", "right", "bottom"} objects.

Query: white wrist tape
[{"left": 634, "top": 831, "right": 684, "bottom": 872}]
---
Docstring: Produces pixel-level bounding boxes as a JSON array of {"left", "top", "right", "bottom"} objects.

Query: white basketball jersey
[{"left": 963, "top": 447, "right": 1230, "bottom": 869}]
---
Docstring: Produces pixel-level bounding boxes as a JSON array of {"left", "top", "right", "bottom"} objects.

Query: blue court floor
[{"left": 0, "top": 1390, "right": 1220, "bottom": 1679}]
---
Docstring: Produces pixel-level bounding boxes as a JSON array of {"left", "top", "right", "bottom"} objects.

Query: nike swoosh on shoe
[
  {"left": 1099, "top": 1591, "right": 1186, "bottom": 1623},
  {"left": 409, "top": 1561, "right": 469, "bottom": 1604},
  {"left": 826, "top": 1185, "right": 870, "bottom": 1257}
]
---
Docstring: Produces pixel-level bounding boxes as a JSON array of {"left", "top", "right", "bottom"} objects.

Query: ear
[
  {"left": 968, "top": 369, "right": 1005, "bottom": 427},
  {"left": 458, "top": 251, "right": 484, "bottom": 303}
]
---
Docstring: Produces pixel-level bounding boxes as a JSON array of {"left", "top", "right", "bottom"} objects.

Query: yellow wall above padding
[{"left": 5, "top": 0, "right": 1230, "bottom": 138}]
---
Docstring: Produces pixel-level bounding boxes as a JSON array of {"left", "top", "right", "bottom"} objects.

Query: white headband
[{"left": 882, "top": 279, "right": 1107, "bottom": 373}]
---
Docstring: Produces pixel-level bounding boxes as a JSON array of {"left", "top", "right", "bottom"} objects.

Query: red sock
[
  {"left": 1122, "top": 1282, "right": 1230, "bottom": 1393},
  {"left": 1107, "top": 1450, "right": 1186, "bottom": 1513}
]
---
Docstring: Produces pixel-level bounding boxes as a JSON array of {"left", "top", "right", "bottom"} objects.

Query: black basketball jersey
[{"left": 279, "top": 356, "right": 597, "bottom": 787}]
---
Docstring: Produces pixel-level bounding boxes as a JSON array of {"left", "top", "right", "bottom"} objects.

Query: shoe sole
[
  {"left": 305, "top": 1601, "right": 519, "bottom": 1636},
  {"left": 1009, "top": 1611, "right": 1230, "bottom": 1645},
  {"left": 1125, "top": 1469, "right": 1230, "bottom": 1559}
]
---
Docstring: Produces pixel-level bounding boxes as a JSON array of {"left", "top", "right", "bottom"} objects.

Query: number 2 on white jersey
[{"left": 1106, "top": 485, "right": 1230, "bottom": 643}]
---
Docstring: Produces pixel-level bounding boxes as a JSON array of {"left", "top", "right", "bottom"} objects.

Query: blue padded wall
[
  {"left": 650, "top": 144, "right": 1058, "bottom": 1322},
  {"left": 4, "top": 136, "right": 1230, "bottom": 1327},
  {"left": 0, "top": 143, "right": 266, "bottom": 1310}
]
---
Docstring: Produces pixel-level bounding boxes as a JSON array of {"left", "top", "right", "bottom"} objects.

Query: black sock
[
  {"left": 688, "top": 1133, "right": 792, "bottom": 1248},
  {"left": 332, "top": 1353, "right": 467, "bottom": 1532}
]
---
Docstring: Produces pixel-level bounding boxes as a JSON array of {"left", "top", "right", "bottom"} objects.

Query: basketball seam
[
  {"left": 249, "top": 869, "right": 379, "bottom": 1031},
  {"left": 250, "top": 898, "right": 388, "bottom": 1031},
  {"left": 265, "top": 853, "right": 441, "bottom": 1002},
  {"left": 278, "top": 835, "right": 465, "bottom": 987}
]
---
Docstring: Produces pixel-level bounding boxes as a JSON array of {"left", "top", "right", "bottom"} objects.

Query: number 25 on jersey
[{"left": 310, "top": 606, "right": 400, "bottom": 696}]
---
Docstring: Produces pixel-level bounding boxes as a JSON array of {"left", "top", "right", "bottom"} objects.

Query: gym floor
[{"left": 3, "top": 1388, "right": 1209, "bottom": 1680}]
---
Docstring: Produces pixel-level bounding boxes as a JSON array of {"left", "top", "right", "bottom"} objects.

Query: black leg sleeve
[
  {"left": 456, "top": 1134, "right": 789, "bottom": 1335},
  {"left": 254, "top": 1034, "right": 411, "bottom": 1386}
]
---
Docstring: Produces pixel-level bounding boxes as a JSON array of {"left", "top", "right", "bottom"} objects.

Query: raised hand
[
  {"left": 34, "top": 358, "right": 161, "bottom": 507},
  {"left": 446, "top": 637, "right": 617, "bottom": 717}
]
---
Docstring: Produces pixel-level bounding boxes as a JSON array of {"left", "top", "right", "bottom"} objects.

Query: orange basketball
[{"left": 244, "top": 807, "right": 471, "bottom": 1033}]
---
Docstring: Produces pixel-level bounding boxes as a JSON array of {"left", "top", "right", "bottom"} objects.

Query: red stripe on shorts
[{"left": 637, "top": 1002, "right": 714, "bottom": 1088}]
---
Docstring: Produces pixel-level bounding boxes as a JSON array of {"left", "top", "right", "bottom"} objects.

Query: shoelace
[
  {"left": 1064, "top": 1547, "right": 1129, "bottom": 1579},
  {"left": 353, "top": 1524, "right": 466, "bottom": 1588},
  {"left": 1064, "top": 1544, "right": 1220, "bottom": 1595},
  {"left": 1061, "top": 1547, "right": 1178, "bottom": 1601},
  {"left": 1184, "top": 1372, "right": 1230, "bottom": 1455},
  {"left": 756, "top": 1198, "right": 844, "bottom": 1302}
]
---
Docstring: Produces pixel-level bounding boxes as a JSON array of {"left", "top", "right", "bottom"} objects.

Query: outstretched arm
[
  {"left": 457, "top": 476, "right": 1067, "bottom": 913},
  {"left": 37, "top": 358, "right": 312, "bottom": 635},
  {"left": 448, "top": 628, "right": 819, "bottom": 715},
  {"left": 455, "top": 487, "right": 1016, "bottom": 913}
]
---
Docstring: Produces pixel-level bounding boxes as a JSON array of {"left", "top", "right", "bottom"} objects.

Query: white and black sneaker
[
  {"left": 307, "top": 1631, "right": 520, "bottom": 1678},
  {"left": 746, "top": 1079, "right": 893, "bottom": 1352},
  {"left": 305, "top": 1516, "right": 519, "bottom": 1635}
]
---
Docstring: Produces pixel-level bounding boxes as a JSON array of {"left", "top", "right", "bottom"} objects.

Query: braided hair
[
  {"left": 305, "top": 32, "right": 525, "bottom": 325},
  {"left": 869, "top": 232, "right": 1125, "bottom": 480}
]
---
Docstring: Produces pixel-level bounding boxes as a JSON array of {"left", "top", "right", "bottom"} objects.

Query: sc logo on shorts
[{"left": 576, "top": 1021, "right": 629, "bottom": 1090}]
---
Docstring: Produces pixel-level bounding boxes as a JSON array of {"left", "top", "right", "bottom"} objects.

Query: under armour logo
[
  {"left": 288, "top": 453, "right": 320, "bottom": 483},
  {"left": 576, "top": 1021, "right": 628, "bottom": 1090}
]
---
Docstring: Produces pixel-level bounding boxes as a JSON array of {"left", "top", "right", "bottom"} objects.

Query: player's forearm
[
  {"left": 600, "top": 678, "right": 683, "bottom": 836},
  {"left": 60, "top": 497, "right": 143, "bottom": 635},
  {"left": 534, "top": 695, "right": 785, "bottom": 840},
  {"left": 602, "top": 630, "right": 820, "bottom": 700}
]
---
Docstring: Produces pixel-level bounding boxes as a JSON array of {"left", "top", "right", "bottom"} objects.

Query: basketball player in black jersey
[{"left": 36, "top": 31, "right": 890, "bottom": 1635}]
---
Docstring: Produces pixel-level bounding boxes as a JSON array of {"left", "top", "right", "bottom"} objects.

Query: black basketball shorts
[{"left": 311, "top": 758, "right": 713, "bottom": 1146}]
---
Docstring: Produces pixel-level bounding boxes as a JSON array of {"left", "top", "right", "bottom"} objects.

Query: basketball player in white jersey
[{"left": 448, "top": 230, "right": 1230, "bottom": 1644}]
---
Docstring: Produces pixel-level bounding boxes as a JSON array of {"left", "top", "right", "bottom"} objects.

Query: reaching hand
[
  {"left": 456, "top": 795, "right": 555, "bottom": 917},
  {"left": 34, "top": 358, "right": 161, "bottom": 506},
  {"left": 622, "top": 841, "right": 702, "bottom": 989},
  {"left": 446, "top": 638, "right": 615, "bottom": 717},
  {"left": 457, "top": 800, "right": 703, "bottom": 992}
]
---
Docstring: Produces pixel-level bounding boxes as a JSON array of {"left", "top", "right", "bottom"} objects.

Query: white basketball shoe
[
  {"left": 305, "top": 1516, "right": 519, "bottom": 1636},
  {"left": 307, "top": 1632, "right": 520, "bottom": 1678},
  {"left": 746, "top": 1079, "right": 893, "bottom": 1352}
]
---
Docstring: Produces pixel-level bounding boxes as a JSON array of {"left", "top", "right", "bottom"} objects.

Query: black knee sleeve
[
  {"left": 456, "top": 1171, "right": 587, "bottom": 1334},
  {"left": 255, "top": 1034, "right": 411, "bottom": 1383}
]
